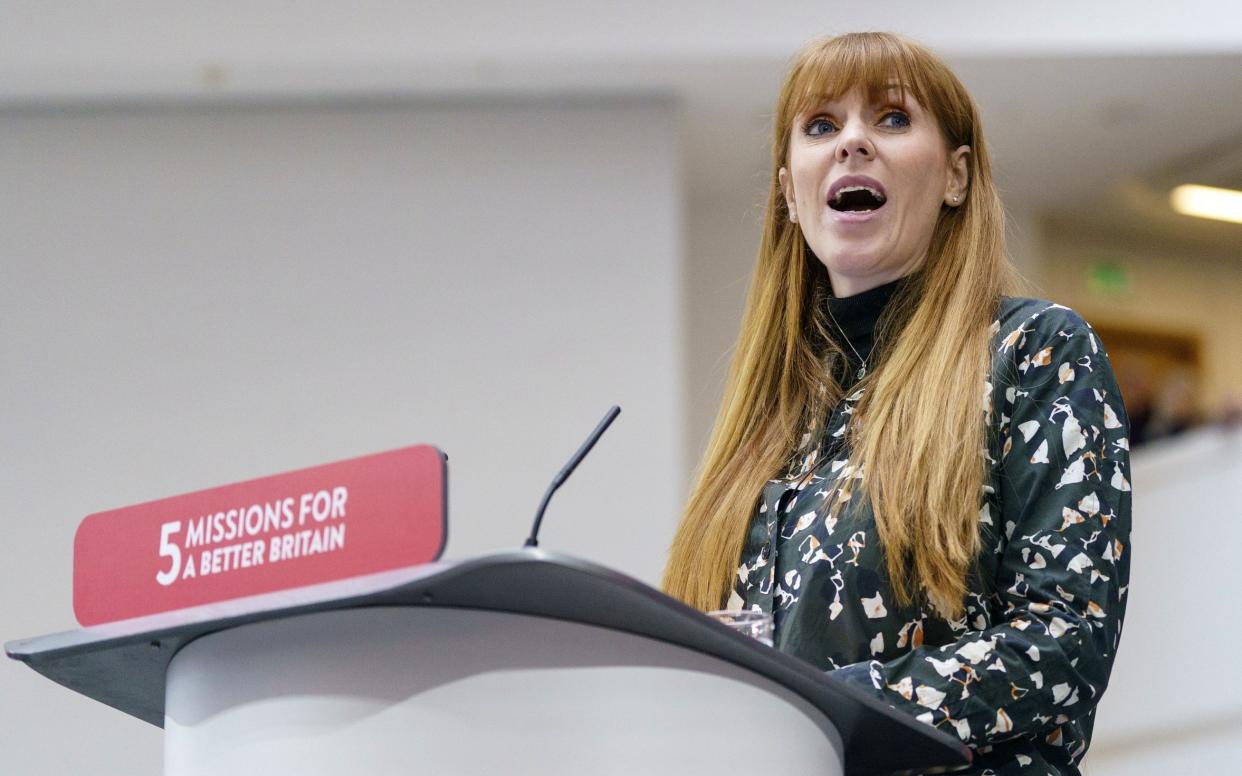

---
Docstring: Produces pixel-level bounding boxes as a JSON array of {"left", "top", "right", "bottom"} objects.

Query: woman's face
[{"left": 779, "top": 85, "right": 970, "bottom": 297}]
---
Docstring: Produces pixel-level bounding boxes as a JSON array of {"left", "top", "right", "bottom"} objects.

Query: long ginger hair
[{"left": 662, "top": 32, "right": 1021, "bottom": 618}]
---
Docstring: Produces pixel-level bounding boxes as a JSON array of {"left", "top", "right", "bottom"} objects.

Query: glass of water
[{"left": 705, "top": 609, "right": 774, "bottom": 647}]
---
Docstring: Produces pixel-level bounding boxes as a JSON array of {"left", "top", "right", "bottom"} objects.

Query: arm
[{"left": 828, "top": 308, "right": 1132, "bottom": 748}]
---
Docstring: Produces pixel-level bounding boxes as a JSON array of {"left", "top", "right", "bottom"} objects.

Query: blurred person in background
[
  {"left": 1217, "top": 394, "right": 1242, "bottom": 428},
  {"left": 663, "top": 32, "right": 1132, "bottom": 775},
  {"left": 1114, "top": 361, "right": 1153, "bottom": 446},
  {"left": 1145, "top": 366, "right": 1199, "bottom": 442}
]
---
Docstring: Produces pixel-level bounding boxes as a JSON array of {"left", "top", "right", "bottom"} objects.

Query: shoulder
[
  {"left": 990, "top": 296, "right": 1109, "bottom": 377},
  {"left": 988, "top": 297, "right": 1129, "bottom": 440},
  {"left": 992, "top": 296, "right": 1097, "bottom": 348},
  {"left": 987, "top": 298, "right": 1133, "bottom": 496}
]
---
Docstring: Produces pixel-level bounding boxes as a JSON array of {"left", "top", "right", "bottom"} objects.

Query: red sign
[{"left": 72, "top": 445, "right": 447, "bottom": 626}]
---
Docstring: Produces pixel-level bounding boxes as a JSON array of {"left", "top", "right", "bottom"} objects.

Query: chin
[{"left": 819, "top": 253, "right": 886, "bottom": 277}]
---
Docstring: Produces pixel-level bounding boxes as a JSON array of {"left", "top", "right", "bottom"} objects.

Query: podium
[{"left": 7, "top": 549, "right": 971, "bottom": 775}]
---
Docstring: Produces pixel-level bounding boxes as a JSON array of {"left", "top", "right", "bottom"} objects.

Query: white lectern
[{"left": 7, "top": 549, "right": 971, "bottom": 775}]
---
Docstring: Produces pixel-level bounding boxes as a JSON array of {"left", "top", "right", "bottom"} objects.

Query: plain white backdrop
[{"left": 0, "top": 99, "right": 685, "bottom": 773}]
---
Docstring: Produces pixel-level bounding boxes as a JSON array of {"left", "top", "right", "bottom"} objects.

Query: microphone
[{"left": 523, "top": 405, "right": 621, "bottom": 548}]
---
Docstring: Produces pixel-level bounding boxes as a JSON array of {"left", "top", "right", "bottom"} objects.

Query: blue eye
[
  {"left": 804, "top": 118, "right": 836, "bottom": 137},
  {"left": 802, "top": 110, "right": 910, "bottom": 137},
  {"left": 881, "top": 110, "right": 911, "bottom": 129}
]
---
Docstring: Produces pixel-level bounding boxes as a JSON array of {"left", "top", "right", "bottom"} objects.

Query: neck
[
  {"left": 823, "top": 274, "right": 910, "bottom": 380},
  {"left": 827, "top": 249, "right": 928, "bottom": 298}
]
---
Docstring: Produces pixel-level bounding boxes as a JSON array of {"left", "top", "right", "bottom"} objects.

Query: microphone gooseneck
[{"left": 523, "top": 405, "right": 621, "bottom": 548}]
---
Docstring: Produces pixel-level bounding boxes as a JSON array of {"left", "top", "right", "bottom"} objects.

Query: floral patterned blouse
[{"left": 728, "top": 291, "right": 1132, "bottom": 775}]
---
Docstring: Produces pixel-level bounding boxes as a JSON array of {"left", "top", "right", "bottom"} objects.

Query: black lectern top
[{"left": 7, "top": 549, "right": 970, "bottom": 775}]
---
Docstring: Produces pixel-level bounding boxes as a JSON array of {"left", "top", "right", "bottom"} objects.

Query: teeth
[{"left": 833, "top": 185, "right": 886, "bottom": 203}]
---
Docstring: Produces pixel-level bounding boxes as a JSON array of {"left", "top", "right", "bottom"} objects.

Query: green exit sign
[{"left": 1087, "top": 259, "right": 1132, "bottom": 298}]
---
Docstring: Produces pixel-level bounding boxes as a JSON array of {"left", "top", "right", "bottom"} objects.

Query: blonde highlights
[{"left": 662, "top": 32, "right": 1020, "bottom": 618}]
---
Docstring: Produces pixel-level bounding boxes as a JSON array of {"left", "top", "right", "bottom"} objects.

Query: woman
[{"left": 662, "top": 32, "right": 1131, "bottom": 775}]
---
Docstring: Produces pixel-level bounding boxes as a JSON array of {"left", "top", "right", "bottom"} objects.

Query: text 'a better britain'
[{"left": 155, "top": 487, "right": 350, "bottom": 586}]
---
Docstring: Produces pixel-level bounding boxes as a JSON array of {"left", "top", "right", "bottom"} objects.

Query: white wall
[
  {"left": 1082, "top": 426, "right": 1242, "bottom": 774},
  {"left": 0, "top": 98, "right": 685, "bottom": 774},
  {"left": 683, "top": 184, "right": 764, "bottom": 463}
]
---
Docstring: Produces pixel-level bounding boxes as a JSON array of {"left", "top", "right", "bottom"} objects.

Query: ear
[
  {"left": 945, "top": 144, "right": 971, "bottom": 205},
  {"left": 779, "top": 166, "right": 798, "bottom": 223}
]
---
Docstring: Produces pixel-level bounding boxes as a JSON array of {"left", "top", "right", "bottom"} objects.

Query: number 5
[{"left": 156, "top": 521, "right": 182, "bottom": 586}]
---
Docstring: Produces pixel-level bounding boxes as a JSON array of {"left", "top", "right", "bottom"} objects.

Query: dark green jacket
[{"left": 729, "top": 297, "right": 1132, "bottom": 775}]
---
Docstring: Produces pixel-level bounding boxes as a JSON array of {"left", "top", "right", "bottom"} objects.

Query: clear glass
[{"left": 705, "top": 609, "right": 774, "bottom": 647}]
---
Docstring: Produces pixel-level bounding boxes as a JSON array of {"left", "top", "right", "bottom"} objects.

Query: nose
[{"left": 834, "top": 119, "right": 875, "bottom": 163}]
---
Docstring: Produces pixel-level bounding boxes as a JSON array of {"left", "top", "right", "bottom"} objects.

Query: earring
[{"left": 790, "top": 211, "right": 798, "bottom": 223}]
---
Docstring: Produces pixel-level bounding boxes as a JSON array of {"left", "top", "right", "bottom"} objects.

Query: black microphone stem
[{"left": 524, "top": 405, "right": 621, "bottom": 548}]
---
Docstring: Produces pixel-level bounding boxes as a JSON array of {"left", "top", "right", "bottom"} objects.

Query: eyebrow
[{"left": 805, "top": 93, "right": 912, "bottom": 116}]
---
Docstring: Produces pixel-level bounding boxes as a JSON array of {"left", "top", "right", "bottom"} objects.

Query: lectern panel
[{"left": 165, "top": 607, "right": 845, "bottom": 776}]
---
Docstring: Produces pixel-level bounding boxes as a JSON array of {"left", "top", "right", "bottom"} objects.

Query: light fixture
[{"left": 1168, "top": 183, "right": 1242, "bottom": 225}]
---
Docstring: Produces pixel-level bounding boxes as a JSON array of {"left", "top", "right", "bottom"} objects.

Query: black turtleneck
[{"left": 823, "top": 274, "right": 910, "bottom": 380}]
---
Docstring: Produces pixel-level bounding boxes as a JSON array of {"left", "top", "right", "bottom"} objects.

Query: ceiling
[{"left": 3, "top": 2, "right": 1240, "bottom": 242}]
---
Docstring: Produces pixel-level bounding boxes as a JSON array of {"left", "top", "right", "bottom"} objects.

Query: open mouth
[{"left": 828, "top": 186, "right": 887, "bottom": 213}]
